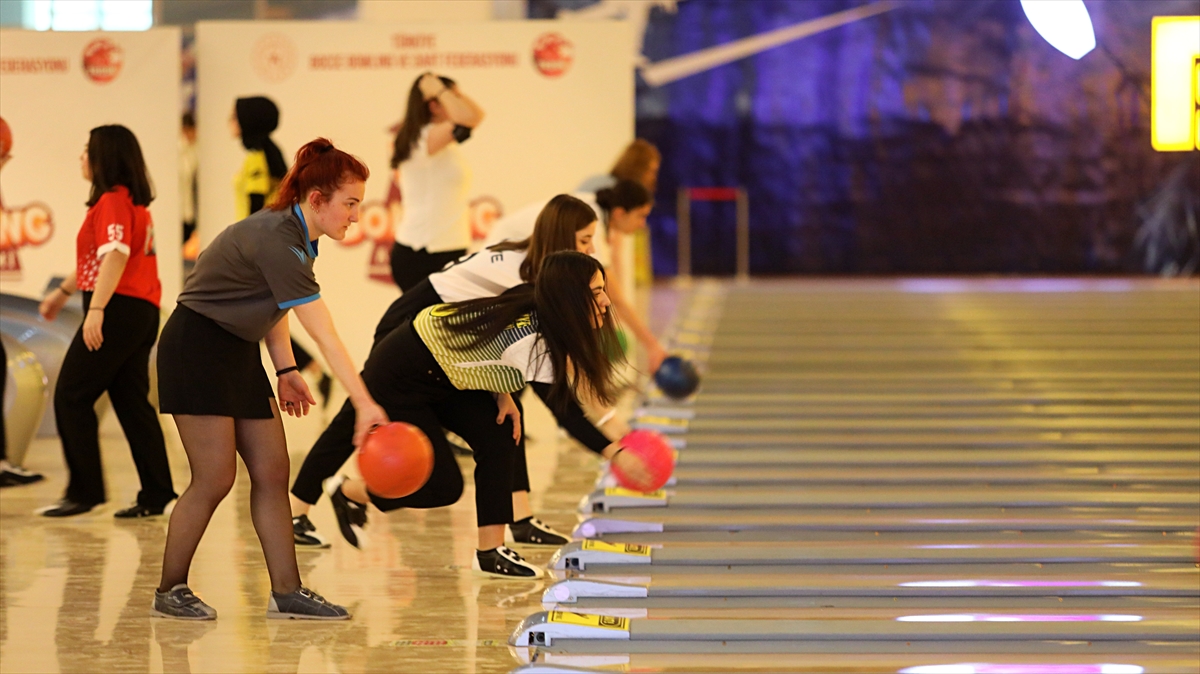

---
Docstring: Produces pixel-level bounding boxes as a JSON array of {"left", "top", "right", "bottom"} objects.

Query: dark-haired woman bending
[
  {"left": 389, "top": 72, "right": 484, "bottom": 290},
  {"left": 37, "top": 125, "right": 175, "bottom": 518},
  {"left": 290, "top": 196, "right": 651, "bottom": 551},
  {"left": 487, "top": 180, "right": 666, "bottom": 371},
  {"left": 328, "top": 251, "right": 621, "bottom": 577}
]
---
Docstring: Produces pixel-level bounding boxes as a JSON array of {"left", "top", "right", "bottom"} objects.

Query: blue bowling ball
[{"left": 654, "top": 356, "right": 700, "bottom": 399}]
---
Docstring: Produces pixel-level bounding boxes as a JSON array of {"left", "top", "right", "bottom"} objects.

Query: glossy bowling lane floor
[
  {"left": 517, "top": 278, "right": 1200, "bottom": 674},
  {"left": 3, "top": 279, "right": 1199, "bottom": 674}
]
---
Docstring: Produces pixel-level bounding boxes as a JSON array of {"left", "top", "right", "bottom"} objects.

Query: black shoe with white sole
[
  {"left": 292, "top": 514, "right": 330, "bottom": 549},
  {"left": 0, "top": 463, "right": 44, "bottom": 488},
  {"left": 37, "top": 499, "right": 100, "bottom": 517},
  {"left": 326, "top": 476, "right": 368, "bottom": 548},
  {"left": 508, "top": 516, "right": 570, "bottom": 546},
  {"left": 473, "top": 546, "right": 543, "bottom": 579}
]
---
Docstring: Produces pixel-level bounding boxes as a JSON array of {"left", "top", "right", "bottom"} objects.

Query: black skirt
[{"left": 157, "top": 304, "right": 275, "bottom": 419}]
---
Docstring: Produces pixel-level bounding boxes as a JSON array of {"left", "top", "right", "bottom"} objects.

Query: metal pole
[
  {"left": 735, "top": 188, "right": 749, "bottom": 281},
  {"left": 677, "top": 187, "right": 692, "bottom": 279}
]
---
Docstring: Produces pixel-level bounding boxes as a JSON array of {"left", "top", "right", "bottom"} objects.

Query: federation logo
[
  {"left": 532, "top": 33, "right": 573, "bottom": 78},
  {"left": 252, "top": 33, "right": 298, "bottom": 84},
  {"left": 82, "top": 38, "right": 123, "bottom": 84}
]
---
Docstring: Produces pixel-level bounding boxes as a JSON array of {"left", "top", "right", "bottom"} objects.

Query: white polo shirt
[{"left": 394, "top": 124, "right": 471, "bottom": 253}]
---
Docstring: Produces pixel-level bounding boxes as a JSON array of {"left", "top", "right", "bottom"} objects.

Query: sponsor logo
[
  {"left": 82, "top": 38, "right": 123, "bottom": 84},
  {"left": 532, "top": 32, "right": 573, "bottom": 77},
  {"left": 252, "top": 33, "right": 298, "bottom": 83},
  {"left": 0, "top": 202, "right": 55, "bottom": 278}
]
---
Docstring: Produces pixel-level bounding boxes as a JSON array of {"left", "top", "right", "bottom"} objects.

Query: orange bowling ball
[{"left": 357, "top": 422, "right": 434, "bottom": 499}]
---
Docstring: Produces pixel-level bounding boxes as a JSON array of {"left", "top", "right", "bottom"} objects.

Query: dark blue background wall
[{"left": 531, "top": 0, "right": 1199, "bottom": 275}]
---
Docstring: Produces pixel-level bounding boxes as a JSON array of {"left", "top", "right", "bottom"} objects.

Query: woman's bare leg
[
  {"left": 234, "top": 401, "right": 301, "bottom": 594},
  {"left": 159, "top": 415, "right": 237, "bottom": 592}
]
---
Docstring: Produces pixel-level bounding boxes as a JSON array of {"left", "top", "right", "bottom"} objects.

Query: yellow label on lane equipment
[
  {"left": 581, "top": 540, "right": 652, "bottom": 556},
  {"left": 604, "top": 487, "right": 666, "bottom": 499},
  {"left": 548, "top": 611, "right": 630, "bottom": 631}
]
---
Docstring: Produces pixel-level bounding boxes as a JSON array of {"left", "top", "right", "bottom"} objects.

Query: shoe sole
[
  {"left": 150, "top": 608, "right": 216, "bottom": 621},
  {"left": 266, "top": 610, "right": 351, "bottom": 620},
  {"left": 294, "top": 540, "right": 332, "bottom": 550}
]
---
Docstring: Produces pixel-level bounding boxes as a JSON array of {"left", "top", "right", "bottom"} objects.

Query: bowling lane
[
  {"left": 546, "top": 539, "right": 1197, "bottom": 570},
  {"left": 508, "top": 280, "right": 1200, "bottom": 672},
  {"left": 573, "top": 507, "right": 1200, "bottom": 536},
  {"left": 513, "top": 649, "right": 1200, "bottom": 674}
]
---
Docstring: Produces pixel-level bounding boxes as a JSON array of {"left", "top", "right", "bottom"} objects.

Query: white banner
[
  {"left": 195, "top": 20, "right": 634, "bottom": 366},
  {"left": 0, "top": 29, "right": 182, "bottom": 307}
]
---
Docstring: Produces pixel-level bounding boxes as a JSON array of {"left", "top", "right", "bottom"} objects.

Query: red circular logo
[
  {"left": 532, "top": 33, "right": 573, "bottom": 78},
  {"left": 82, "top": 38, "right": 123, "bottom": 84},
  {"left": 252, "top": 33, "right": 298, "bottom": 84}
]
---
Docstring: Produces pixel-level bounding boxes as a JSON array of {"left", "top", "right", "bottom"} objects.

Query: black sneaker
[
  {"left": 292, "top": 514, "right": 330, "bottom": 549},
  {"left": 267, "top": 586, "right": 350, "bottom": 620},
  {"left": 36, "top": 499, "right": 99, "bottom": 517},
  {"left": 0, "top": 463, "right": 44, "bottom": 488},
  {"left": 152, "top": 584, "right": 217, "bottom": 621},
  {"left": 326, "top": 476, "right": 368, "bottom": 548},
  {"left": 472, "top": 546, "right": 543, "bottom": 579},
  {"left": 508, "top": 516, "right": 570, "bottom": 546},
  {"left": 115, "top": 503, "right": 167, "bottom": 519}
]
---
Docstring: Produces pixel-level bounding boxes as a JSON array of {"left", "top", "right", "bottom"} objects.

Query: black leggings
[
  {"left": 298, "top": 323, "right": 520, "bottom": 527},
  {"left": 55, "top": 292, "right": 175, "bottom": 508},
  {"left": 389, "top": 242, "right": 465, "bottom": 292}
]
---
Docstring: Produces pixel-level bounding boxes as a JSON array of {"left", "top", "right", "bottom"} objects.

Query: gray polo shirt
[{"left": 178, "top": 205, "right": 320, "bottom": 342}]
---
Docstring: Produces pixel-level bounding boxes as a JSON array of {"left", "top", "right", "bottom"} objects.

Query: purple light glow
[
  {"left": 917, "top": 544, "right": 1137, "bottom": 550},
  {"left": 899, "top": 665, "right": 1143, "bottom": 674},
  {"left": 896, "top": 613, "right": 1143, "bottom": 623},
  {"left": 899, "top": 580, "right": 1143, "bottom": 588}
]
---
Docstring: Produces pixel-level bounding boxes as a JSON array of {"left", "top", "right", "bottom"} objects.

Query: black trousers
[
  {"left": 296, "top": 323, "right": 520, "bottom": 527},
  {"left": 389, "top": 242, "right": 465, "bottom": 292},
  {"left": 55, "top": 292, "right": 175, "bottom": 508},
  {"left": 290, "top": 283, "right": 611, "bottom": 510}
]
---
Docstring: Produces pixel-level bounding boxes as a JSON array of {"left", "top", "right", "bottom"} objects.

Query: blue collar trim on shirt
[{"left": 292, "top": 204, "right": 319, "bottom": 259}]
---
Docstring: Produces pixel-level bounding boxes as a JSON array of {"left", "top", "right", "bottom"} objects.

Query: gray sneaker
[
  {"left": 151, "top": 584, "right": 217, "bottom": 620},
  {"left": 266, "top": 586, "right": 350, "bottom": 620}
]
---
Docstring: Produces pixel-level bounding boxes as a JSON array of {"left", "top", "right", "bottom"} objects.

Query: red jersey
[{"left": 75, "top": 186, "right": 161, "bottom": 308}]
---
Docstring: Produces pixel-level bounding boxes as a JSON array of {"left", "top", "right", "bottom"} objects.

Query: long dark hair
[
  {"left": 390, "top": 73, "right": 455, "bottom": 167},
  {"left": 595, "top": 179, "right": 651, "bottom": 217},
  {"left": 490, "top": 194, "right": 598, "bottom": 282},
  {"left": 86, "top": 125, "right": 153, "bottom": 207},
  {"left": 442, "top": 251, "right": 621, "bottom": 412},
  {"left": 235, "top": 96, "right": 288, "bottom": 179}
]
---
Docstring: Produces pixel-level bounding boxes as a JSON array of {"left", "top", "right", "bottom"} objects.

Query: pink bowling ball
[{"left": 611, "top": 429, "right": 675, "bottom": 493}]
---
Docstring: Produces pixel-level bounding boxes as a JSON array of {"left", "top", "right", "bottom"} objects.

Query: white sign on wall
[
  {"left": 195, "top": 20, "right": 634, "bottom": 366},
  {"left": 0, "top": 28, "right": 182, "bottom": 307}
]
